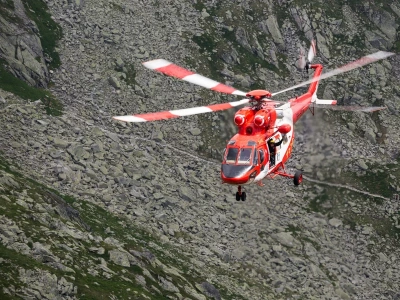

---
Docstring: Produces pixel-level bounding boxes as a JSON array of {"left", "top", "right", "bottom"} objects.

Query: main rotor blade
[
  {"left": 314, "top": 104, "right": 386, "bottom": 112},
  {"left": 272, "top": 51, "right": 395, "bottom": 97},
  {"left": 113, "top": 99, "right": 250, "bottom": 122},
  {"left": 143, "top": 59, "right": 247, "bottom": 96}
]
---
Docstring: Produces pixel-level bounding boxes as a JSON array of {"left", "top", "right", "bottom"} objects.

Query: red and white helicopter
[{"left": 113, "top": 42, "right": 394, "bottom": 201}]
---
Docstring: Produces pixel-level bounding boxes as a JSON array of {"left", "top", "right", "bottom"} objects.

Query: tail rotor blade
[{"left": 307, "top": 39, "right": 316, "bottom": 63}]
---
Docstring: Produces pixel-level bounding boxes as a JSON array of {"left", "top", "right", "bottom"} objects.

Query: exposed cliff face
[
  {"left": 1, "top": 0, "right": 400, "bottom": 299},
  {"left": 0, "top": 0, "right": 62, "bottom": 88}
]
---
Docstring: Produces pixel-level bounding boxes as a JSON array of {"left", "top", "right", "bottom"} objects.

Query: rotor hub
[{"left": 246, "top": 90, "right": 272, "bottom": 101}]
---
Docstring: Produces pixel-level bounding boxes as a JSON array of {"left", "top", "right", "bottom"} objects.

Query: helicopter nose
[{"left": 221, "top": 165, "right": 258, "bottom": 184}]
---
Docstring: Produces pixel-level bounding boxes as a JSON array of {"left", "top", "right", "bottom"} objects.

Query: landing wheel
[
  {"left": 241, "top": 192, "right": 246, "bottom": 201},
  {"left": 294, "top": 171, "right": 303, "bottom": 186},
  {"left": 236, "top": 186, "right": 246, "bottom": 201},
  {"left": 235, "top": 192, "right": 241, "bottom": 201}
]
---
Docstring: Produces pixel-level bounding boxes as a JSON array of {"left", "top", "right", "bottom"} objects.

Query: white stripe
[
  {"left": 229, "top": 99, "right": 250, "bottom": 106},
  {"left": 315, "top": 99, "right": 336, "bottom": 105},
  {"left": 183, "top": 74, "right": 220, "bottom": 89},
  {"left": 232, "top": 90, "right": 247, "bottom": 96},
  {"left": 171, "top": 107, "right": 213, "bottom": 116},
  {"left": 113, "top": 116, "right": 147, "bottom": 122},
  {"left": 143, "top": 59, "right": 172, "bottom": 70}
]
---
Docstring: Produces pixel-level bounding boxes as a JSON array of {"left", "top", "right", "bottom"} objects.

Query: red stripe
[
  {"left": 136, "top": 111, "right": 178, "bottom": 121},
  {"left": 156, "top": 64, "right": 194, "bottom": 79},
  {"left": 211, "top": 83, "right": 237, "bottom": 94},
  {"left": 207, "top": 103, "right": 234, "bottom": 111},
  {"left": 332, "top": 100, "right": 337, "bottom": 105}
]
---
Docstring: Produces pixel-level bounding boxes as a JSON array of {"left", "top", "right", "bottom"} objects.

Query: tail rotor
[{"left": 296, "top": 40, "right": 316, "bottom": 72}]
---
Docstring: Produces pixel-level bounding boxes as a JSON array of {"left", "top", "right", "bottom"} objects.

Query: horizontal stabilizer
[{"left": 315, "top": 99, "right": 337, "bottom": 105}]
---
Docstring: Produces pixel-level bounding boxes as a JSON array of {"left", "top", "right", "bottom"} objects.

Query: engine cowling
[
  {"left": 254, "top": 108, "right": 277, "bottom": 129},
  {"left": 234, "top": 107, "right": 255, "bottom": 127}
]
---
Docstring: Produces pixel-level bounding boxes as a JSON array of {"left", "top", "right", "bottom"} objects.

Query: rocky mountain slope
[{"left": 1, "top": 0, "right": 400, "bottom": 299}]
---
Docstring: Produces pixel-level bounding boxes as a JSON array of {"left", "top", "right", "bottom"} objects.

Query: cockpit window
[
  {"left": 237, "top": 148, "right": 253, "bottom": 165},
  {"left": 259, "top": 149, "right": 265, "bottom": 163},
  {"left": 253, "top": 149, "right": 258, "bottom": 165},
  {"left": 225, "top": 148, "right": 239, "bottom": 164}
]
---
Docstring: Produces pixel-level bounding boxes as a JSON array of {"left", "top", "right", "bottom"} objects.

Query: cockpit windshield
[
  {"left": 225, "top": 148, "right": 239, "bottom": 164},
  {"left": 225, "top": 147, "right": 254, "bottom": 165},
  {"left": 237, "top": 148, "right": 253, "bottom": 164}
]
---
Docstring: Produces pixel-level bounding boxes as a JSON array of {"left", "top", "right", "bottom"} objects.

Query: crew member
[{"left": 268, "top": 137, "right": 284, "bottom": 167}]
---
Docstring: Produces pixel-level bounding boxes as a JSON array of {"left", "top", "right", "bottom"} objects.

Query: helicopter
[{"left": 113, "top": 42, "right": 394, "bottom": 201}]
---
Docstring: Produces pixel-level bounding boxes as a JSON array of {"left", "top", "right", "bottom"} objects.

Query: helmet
[{"left": 269, "top": 138, "right": 275, "bottom": 143}]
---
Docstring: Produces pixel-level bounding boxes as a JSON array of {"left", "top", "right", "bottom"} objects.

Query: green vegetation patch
[
  {"left": 122, "top": 64, "right": 136, "bottom": 86},
  {"left": 0, "top": 59, "right": 63, "bottom": 115},
  {"left": 21, "top": 0, "right": 63, "bottom": 69}
]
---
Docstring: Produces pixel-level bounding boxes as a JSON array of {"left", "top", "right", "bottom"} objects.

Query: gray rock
[
  {"left": 357, "top": 159, "right": 368, "bottom": 170},
  {"left": 68, "top": 145, "right": 90, "bottom": 160},
  {"left": 328, "top": 218, "right": 342, "bottom": 227},
  {"left": 335, "top": 287, "right": 351, "bottom": 300},
  {"left": 271, "top": 232, "right": 297, "bottom": 248},
  {"left": 91, "top": 127, "right": 104, "bottom": 137},
  {"left": 184, "top": 285, "right": 207, "bottom": 300},
  {"left": 235, "top": 27, "right": 252, "bottom": 52},
  {"left": 196, "top": 282, "right": 221, "bottom": 300},
  {"left": 189, "top": 128, "right": 201, "bottom": 136},
  {"left": 179, "top": 186, "right": 195, "bottom": 202},
  {"left": 53, "top": 138, "right": 70, "bottom": 148},
  {"left": 108, "top": 76, "right": 121, "bottom": 89},
  {"left": 368, "top": 9, "right": 397, "bottom": 42},
  {"left": 265, "top": 15, "right": 285, "bottom": 49},
  {"left": 364, "top": 128, "right": 376, "bottom": 143},
  {"left": 115, "top": 57, "right": 125, "bottom": 69},
  {"left": 135, "top": 275, "right": 147, "bottom": 287},
  {"left": 109, "top": 249, "right": 130, "bottom": 267},
  {"left": 0, "top": 11, "right": 49, "bottom": 87},
  {"left": 347, "top": 123, "right": 356, "bottom": 131},
  {"left": 158, "top": 276, "right": 179, "bottom": 293},
  {"left": 342, "top": 283, "right": 357, "bottom": 295}
]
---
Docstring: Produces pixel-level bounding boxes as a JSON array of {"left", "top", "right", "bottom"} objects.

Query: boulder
[
  {"left": 109, "top": 249, "right": 130, "bottom": 267},
  {"left": 265, "top": 15, "right": 285, "bottom": 49}
]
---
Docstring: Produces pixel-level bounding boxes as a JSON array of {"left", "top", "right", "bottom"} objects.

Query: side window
[
  {"left": 259, "top": 150, "right": 265, "bottom": 163},
  {"left": 253, "top": 149, "right": 258, "bottom": 165}
]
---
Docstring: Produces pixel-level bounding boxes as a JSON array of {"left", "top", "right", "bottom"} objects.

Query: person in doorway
[{"left": 268, "top": 137, "right": 284, "bottom": 167}]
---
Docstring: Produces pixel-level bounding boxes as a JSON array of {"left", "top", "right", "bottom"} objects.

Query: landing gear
[
  {"left": 236, "top": 186, "right": 246, "bottom": 201},
  {"left": 267, "top": 163, "right": 303, "bottom": 186},
  {"left": 294, "top": 171, "right": 303, "bottom": 186}
]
